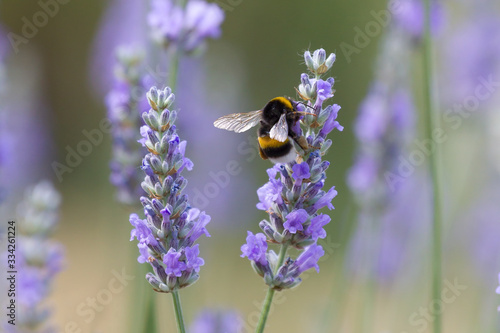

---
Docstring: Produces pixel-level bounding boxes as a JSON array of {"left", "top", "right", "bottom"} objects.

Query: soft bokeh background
[{"left": 1, "top": 0, "right": 499, "bottom": 332}]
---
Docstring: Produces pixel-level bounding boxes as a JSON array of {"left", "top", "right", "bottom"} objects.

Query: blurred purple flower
[
  {"left": 148, "top": 0, "right": 224, "bottom": 53},
  {"left": 107, "top": 47, "right": 148, "bottom": 205},
  {"left": 89, "top": 0, "right": 148, "bottom": 95},
  {"left": 440, "top": 14, "right": 500, "bottom": 107},
  {"left": 13, "top": 181, "right": 64, "bottom": 331},
  {"left": 346, "top": 19, "right": 427, "bottom": 285},
  {"left": 393, "top": 0, "right": 443, "bottom": 38},
  {"left": 190, "top": 309, "right": 243, "bottom": 333},
  {"left": 0, "top": 50, "right": 53, "bottom": 201}
]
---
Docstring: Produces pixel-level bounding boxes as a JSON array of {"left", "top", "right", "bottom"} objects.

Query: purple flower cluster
[
  {"left": 130, "top": 86, "right": 211, "bottom": 293},
  {"left": 241, "top": 49, "right": 342, "bottom": 290},
  {"left": 189, "top": 309, "right": 243, "bottom": 333},
  {"left": 9, "top": 181, "right": 64, "bottom": 331},
  {"left": 107, "top": 47, "right": 149, "bottom": 205},
  {"left": 148, "top": 0, "right": 224, "bottom": 53}
]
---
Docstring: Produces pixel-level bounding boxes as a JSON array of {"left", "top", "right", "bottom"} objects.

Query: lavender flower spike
[
  {"left": 107, "top": 46, "right": 148, "bottom": 205},
  {"left": 244, "top": 48, "right": 342, "bottom": 333},
  {"left": 5, "top": 181, "right": 64, "bottom": 333},
  {"left": 243, "top": 49, "right": 341, "bottom": 291},
  {"left": 130, "top": 86, "right": 210, "bottom": 293}
]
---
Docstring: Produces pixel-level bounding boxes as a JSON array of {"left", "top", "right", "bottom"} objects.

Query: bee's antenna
[
  {"left": 293, "top": 111, "right": 317, "bottom": 117},
  {"left": 292, "top": 99, "right": 314, "bottom": 110},
  {"left": 293, "top": 101, "right": 317, "bottom": 117}
]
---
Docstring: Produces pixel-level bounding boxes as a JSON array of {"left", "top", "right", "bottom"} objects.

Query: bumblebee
[{"left": 214, "top": 97, "right": 311, "bottom": 164}]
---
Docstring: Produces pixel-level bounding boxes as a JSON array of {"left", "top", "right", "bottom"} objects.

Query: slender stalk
[
  {"left": 422, "top": 1, "right": 442, "bottom": 333},
  {"left": 168, "top": 48, "right": 181, "bottom": 92},
  {"left": 142, "top": 265, "right": 158, "bottom": 333},
  {"left": 144, "top": 294, "right": 158, "bottom": 333},
  {"left": 171, "top": 290, "right": 186, "bottom": 333},
  {"left": 255, "top": 244, "right": 289, "bottom": 333}
]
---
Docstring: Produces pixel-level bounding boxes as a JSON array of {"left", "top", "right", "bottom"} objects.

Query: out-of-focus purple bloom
[
  {"left": 347, "top": 153, "right": 378, "bottom": 194},
  {"left": 393, "top": 0, "right": 443, "bottom": 38},
  {"left": 129, "top": 86, "right": 211, "bottom": 293},
  {"left": 107, "top": 47, "right": 149, "bottom": 205},
  {"left": 440, "top": 12, "right": 500, "bottom": 107},
  {"left": 242, "top": 49, "right": 341, "bottom": 291},
  {"left": 12, "top": 181, "right": 64, "bottom": 331},
  {"left": 89, "top": 0, "right": 148, "bottom": 95},
  {"left": 0, "top": 50, "right": 53, "bottom": 202},
  {"left": 354, "top": 93, "right": 388, "bottom": 142},
  {"left": 148, "top": 0, "right": 224, "bottom": 53},
  {"left": 148, "top": 0, "right": 184, "bottom": 42},
  {"left": 346, "top": 18, "right": 425, "bottom": 284},
  {"left": 190, "top": 309, "right": 243, "bottom": 333},
  {"left": 184, "top": 0, "right": 224, "bottom": 50},
  {"left": 241, "top": 231, "right": 268, "bottom": 265}
]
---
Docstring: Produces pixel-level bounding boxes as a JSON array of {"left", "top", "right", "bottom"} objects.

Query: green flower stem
[
  {"left": 171, "top": 290, "right": 186, "bottom": 333},
  {"left": 144, "top": 293, "right": 158, "bottom": 333},
  {"left": 255, "top": 244, "right": 289, "bottom": 333},
  {"left": 422, "top": 1, "right": 443, "bottom": 333},
  {"left": 168, "top": 48, "right": 180, "bottom": 92}
]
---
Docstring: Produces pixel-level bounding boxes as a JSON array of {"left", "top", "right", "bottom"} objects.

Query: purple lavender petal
[{"left": 240, "top": 231, "right": 268, "bottom": 265}]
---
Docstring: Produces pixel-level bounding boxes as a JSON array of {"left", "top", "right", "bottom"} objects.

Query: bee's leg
[{"left": 295, "top": 136, "right": 309, "bottom": 151}]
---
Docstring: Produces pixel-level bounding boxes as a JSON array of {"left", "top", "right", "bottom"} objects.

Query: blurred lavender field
[{"left": 1, "top": 0, "right": 500, "bottom": 332}]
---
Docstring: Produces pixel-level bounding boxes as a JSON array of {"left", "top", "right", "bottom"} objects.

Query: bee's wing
[
  {"left": 269, "top": 113, "right": 289, "bottom": 142},
  {"left": 213, "top": 110, "right": 262, "bottom": 133}
]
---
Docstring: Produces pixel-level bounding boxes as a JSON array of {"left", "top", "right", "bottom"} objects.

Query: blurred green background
[{"left": 1, "top": 0, "right": 498, "bottom": 332}]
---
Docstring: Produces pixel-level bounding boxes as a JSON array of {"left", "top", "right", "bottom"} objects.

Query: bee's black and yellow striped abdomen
[{"left": 257, "top": 136, "right": 294, "bottom": 161}]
